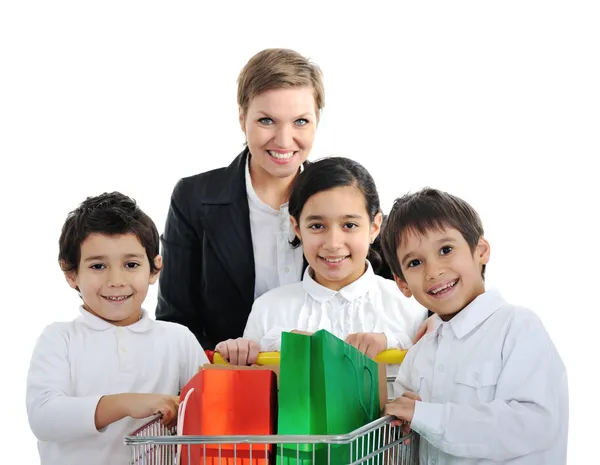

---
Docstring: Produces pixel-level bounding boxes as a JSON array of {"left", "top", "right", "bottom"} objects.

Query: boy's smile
[
  {"left": 65, "top": 233, "right": 161, "bottom": 326},
  {"left": 395, "top": 227, "right": 490, "bottom": 320}
]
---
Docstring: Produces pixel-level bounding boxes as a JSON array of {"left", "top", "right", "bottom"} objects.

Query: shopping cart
[{"left": 124, "top": 349, "right": 419, "bottom": 464}]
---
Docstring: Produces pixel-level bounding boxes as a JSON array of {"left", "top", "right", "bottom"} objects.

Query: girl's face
[
  {"left": 240, "top": 86, "right": 318, "bottom": 183},
  {"left": 291, "top": 185, "right": 382, "bottom": 291}
]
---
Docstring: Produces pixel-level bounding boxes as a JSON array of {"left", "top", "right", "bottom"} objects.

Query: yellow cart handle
[{"left": 210, "top": 348, "right": 407, "bottom": 366}]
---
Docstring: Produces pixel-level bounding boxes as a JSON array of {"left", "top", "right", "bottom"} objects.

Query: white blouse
[{"left": 243, "top": 261, "right": 427, "bottom": 352}]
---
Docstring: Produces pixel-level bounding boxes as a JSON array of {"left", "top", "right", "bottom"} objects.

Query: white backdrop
[{"left": 1, "top": 1, "right": 597, "bottom": 462}]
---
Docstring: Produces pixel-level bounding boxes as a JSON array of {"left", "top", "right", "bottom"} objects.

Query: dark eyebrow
[
  {"left": 83, "top": 253, "right": 145, "bottom": 262},
  {"left": 436, "top": 237, "right": 457, "bottom": 245},
  {"left": 304, "top": 214, "right": 363, "bottom": 222},
  {"left": 400, "top": 252, "right": 416, "bottom": 268}
]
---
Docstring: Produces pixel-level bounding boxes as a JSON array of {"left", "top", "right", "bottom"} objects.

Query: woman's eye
[
  {"left": 344, "top": 223, "right": 358, "bottom": 229},
  {"left": 258, "top": 117, "right": 274, "bottom": 125},
  {"left": 295, "top": 118, "right": 309, "bottom": 126},
  {"left": 309, "top": 224, "right": 324, "bottom": 230},
  {"left": 125, "top": 262, "right": 140, "bottom": 269},
  {"left": 90, "top": 264, "right": 105, "bottom": 270}
]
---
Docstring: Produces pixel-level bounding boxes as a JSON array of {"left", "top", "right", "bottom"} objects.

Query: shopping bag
[
  {"left": 276, "top": 329, "right": 381, "bottom": 465},
  {"left": 178, "top": 367, "right": 278, "bottom": 465}
]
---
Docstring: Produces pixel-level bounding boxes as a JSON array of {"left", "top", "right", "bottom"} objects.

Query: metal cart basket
[{"left": 124, "top": 375, "right": 419, "bottom": 465}]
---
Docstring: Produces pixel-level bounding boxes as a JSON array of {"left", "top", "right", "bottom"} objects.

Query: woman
[{"left": 156, "top": 48, "right": 391, "bottom": 349}]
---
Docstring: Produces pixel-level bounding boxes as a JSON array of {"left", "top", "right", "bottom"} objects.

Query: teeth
[
  {"left": 323, "top": 257, "right": 345, "bottom": 263},
  {"left": 268, "top": 150, "right": 294, "bottom": 159},
  {"left": 105, "top": 295, "right": 129, "bottom": 301},
  {"left": 431, "top": 280, "right": 456, "bottom": 295}
]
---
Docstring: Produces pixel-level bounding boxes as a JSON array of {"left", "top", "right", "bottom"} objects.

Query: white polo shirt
[{"left": 26, "top": 307, "right": 209, "bottom": 465}]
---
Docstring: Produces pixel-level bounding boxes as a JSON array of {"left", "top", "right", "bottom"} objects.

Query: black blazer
[{"left": 156, "top": 149, "right": 393, "bottom": 349}]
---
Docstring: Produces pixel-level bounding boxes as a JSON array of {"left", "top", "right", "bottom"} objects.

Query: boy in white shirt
[
  {"left": 26, "top": 192, "right": 209, "bottom": 465},
  {"left": 381, "top": 187, "right": 568, "bottom": 464}
]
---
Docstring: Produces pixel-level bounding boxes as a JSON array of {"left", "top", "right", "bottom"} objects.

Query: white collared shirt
[
  {"left": 243, "top": 261, "right": 427, "bottom": 355},
  {"left": 394, "top": 289, "right": 568, "bottom": 464},
  {"left": 245, "top": 156, "right": 305, "bottom": 300},
  {"left": 26, "top": 307, "right": 209, "bottom": 465}
]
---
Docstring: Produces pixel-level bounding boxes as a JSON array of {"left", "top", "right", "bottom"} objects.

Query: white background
[{"left": 1, "top": 1, "right": 597, "bottom": 463}]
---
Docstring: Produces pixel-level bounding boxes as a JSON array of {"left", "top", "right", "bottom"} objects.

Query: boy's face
[
  {"left": 394, "top": 226, "right": 490, "bottom": 320},
  {"left": 65, "top": 232, "right": 161, "bottom": 326}
]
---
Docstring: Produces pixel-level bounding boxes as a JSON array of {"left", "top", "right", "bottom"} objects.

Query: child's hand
[
  {"left": 345, "top": 332, "right": 387, "bottom": 359},
  {"left": 413, "top": 315, "right": 437, "bottom": 344},
  {"left": 127, "top": 393, "right": 180, "bottom": 426},
  {"left": 215, "top": 338, "right": 260, "bottom": 365},
  {"left": 384, "top": 394, "right": 418, "bottom": 424}
]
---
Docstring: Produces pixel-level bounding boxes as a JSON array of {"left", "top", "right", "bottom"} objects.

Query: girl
[{"left": 215, "top": 157, "right": 427, "bottom": 365}]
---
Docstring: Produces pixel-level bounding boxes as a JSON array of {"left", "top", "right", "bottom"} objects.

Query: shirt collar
[
  {"left": 76, "top": 306, "right": 154, "bottom": 333},
  {"left": 434, "top": 288, "right": 506, "bottom": 339},
  {"left": 302, "top": 261, "right": 376, "bottom": 303}
]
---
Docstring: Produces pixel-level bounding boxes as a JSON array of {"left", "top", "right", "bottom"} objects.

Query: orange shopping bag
[{"left": 178, "top": 367, "right": 278, "bottom": 465}]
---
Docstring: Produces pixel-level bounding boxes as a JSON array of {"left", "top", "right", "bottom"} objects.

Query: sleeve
[
  {"left": 379, "top": 285, "right": 428, "bottom": 349},
  {"left": 391, "top": 343, "right": 419, "bottom": 398},
  {"left": 243, "top": 295, "right": 286, "bottom": 352},
  {"left": 410, "top": 315, "right": 567, "bottom": 460},
  {"left": 26, "top": 325, "right": 105, "bottom": 442},
  {"left": 156, "top": 179, "right": 210, "bottom": 348},
  {"left": 180, "top": 327, "right": 211, "bottom": 387}
]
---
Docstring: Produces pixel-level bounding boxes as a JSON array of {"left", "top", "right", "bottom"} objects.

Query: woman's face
[{"left": 240, "top": 86, "right": 318, "bottom": 182}]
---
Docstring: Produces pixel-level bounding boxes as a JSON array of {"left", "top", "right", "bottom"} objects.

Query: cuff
[
  {"left": 411, "top": 401, "right": 445, "bottom": 439},
  {"left": 383, "top": 330, "right": 412, "bottom": 350},
  {"left": 259, "top": 327, "right": 284, "bottom": 352}
]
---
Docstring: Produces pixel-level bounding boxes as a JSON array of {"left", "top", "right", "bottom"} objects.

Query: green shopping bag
[{"left": 276, "top": 329, "right": 380, "bottom": 465}]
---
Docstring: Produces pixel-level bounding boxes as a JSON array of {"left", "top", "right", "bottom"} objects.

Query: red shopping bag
[{"left": 178, "top": 367, "right": 278, "bottom": 465}]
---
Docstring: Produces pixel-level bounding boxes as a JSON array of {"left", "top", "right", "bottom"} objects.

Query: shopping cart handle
[{"left": 206, "top": 348, "right": 407, "bottom": 366}]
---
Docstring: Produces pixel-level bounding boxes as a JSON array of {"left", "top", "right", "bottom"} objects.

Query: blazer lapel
[{"left": 200, "top": 150, "right": 255, "bottom": 308}]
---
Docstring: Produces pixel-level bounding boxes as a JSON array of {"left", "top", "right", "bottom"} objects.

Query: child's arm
[
  {"left": 26, "top": 325, "right": 180, "bottom": 442},
  {"left": 27, "top": 325, "right": 104, "bottom": 442},
  {"left": 385, "top": 313, "right": 567, "bottom": 461},
  {"left": 94, "top": 393, "right": 179, "bottom": 429},
  {"left": 381, "top": 296, "right": 429, "bottom": 350}
]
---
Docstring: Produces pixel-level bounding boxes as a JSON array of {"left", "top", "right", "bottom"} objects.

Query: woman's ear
[{"left": 238, "top": 107, "right": 246, "bottom": 133}]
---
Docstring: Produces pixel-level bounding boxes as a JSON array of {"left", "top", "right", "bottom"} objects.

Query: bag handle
[{"left": 343, "top": 350, "right": 377, "bottom": 419}]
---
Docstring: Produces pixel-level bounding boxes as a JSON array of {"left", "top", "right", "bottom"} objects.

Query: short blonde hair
[{"left": 237, "top": 48, "right": 325, "bottom": 120}]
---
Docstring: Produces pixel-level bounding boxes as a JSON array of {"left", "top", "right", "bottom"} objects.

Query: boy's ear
[
  {"left": 290, "top": 216, "right": 301, "bottom": 242},
  {"left": 477, "top": 236, "right": 491, "bottom": 265},
  {"left": 393, "top": 274, "right": 413, "bottom": 298},
  {"left": 149, "top": 255, "right": 163, "bottom": 284},
  {"left": 63, "top": 269, "right": 79, "bottom": 290},
  {"left": 369, "top": 212, "right": 383, "bottom": 243}
]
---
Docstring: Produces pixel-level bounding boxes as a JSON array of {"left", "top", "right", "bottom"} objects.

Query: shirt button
[{"left": 284, "top": 266, "right": 290, "bottom": 273}]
